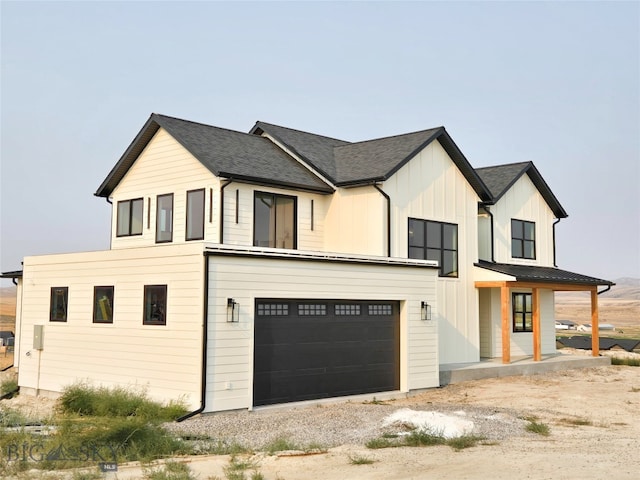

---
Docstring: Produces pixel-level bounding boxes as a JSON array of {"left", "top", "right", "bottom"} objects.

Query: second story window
[
  {"left": 156, "top": 194, "right": 174, "bottom": 243},
  {"left": 511, "top": 219, "right": 536, "bottom": 259},
  {"left": 254, "top": 192, "right": 297, "bottom": 249},
  {"left": 408, "top": 218, "right": 458, "bottom": 277},
  {"left": 116, "top": 198, "right": 143, "bottom": 237},
  {"left": 186, "top": 189, "right": 205, "bottom": 241}
]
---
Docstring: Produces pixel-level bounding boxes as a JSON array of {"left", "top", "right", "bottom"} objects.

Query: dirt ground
[{"left": 19, "top": 363, "right": 628, "bottom": 480}]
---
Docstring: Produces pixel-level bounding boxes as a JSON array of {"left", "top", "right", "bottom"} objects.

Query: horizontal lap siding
[
  {"left": 18, "top": 244, "right": 204, "bottom": 408},
  {"left": 205, "top": 256, "right": 438, "bottom": 412}
]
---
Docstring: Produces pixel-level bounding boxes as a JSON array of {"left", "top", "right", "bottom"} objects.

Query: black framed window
[
  {"left": 408, "top": 218, "right": 458, "bottom": 277},
  {"left": 116, "top": 198, "right": 143, "bottom": 237},
  {"left": 156, "top": 194, "right": 174, "bottom": 243},
  {"left": 144, "top": 285, "right": 167, "bottom": 325},
  {"left": 512, "top": 219, "right": 536, "bottom": 259},
  {"left": 93, "top": 286, "right": 114, "bottom": 324},
  {"left": 186, "top": 189, "right": 205, "bottom": 241},
  {"left": 512, "top": 292, "right": 532, "bottom": 332},
  {"left": 50, "top": 287, "right": 68, "bottom": 322},
  {"left": 253, "top": 192, "right": 297, "bottom": 249}
]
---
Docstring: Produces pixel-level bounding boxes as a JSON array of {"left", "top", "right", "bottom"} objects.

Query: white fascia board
[{"left": 204, "top": 243, "right": 439, "bottom": 268}]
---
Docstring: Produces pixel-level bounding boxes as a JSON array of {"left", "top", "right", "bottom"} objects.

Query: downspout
[
  {"left": 373, "top": 184, "right": 391, "bottom": 257},
  {"left": 219, "top": 179, "right": 233, "bottom": 244},
  {"left": 177, "top": 254, "right": 209, "bottom": 421},
  {"left": 597, "top": 285, "right": 612, "bottom": 295},
  {"left": 481, "top": 205, "right": 495, "bottom": 263},
  {"left": 105, "top": 198, "right": 113, "bottom": 249},
  {"left": 552, "top": 218, "right": 561, "bottom": 267}
]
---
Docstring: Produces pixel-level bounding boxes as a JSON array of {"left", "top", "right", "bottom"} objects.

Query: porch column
[
  {"left": 591, "top": 289, "right": 599, "bottom": 356},
  {"left": 501, "top": 285, "right": 510, "bottom": 364},
  {"left": 532, "top": 288, "right": 541, "bottom": 361}
]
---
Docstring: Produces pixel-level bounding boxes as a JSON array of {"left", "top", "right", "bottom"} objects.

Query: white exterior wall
[
  {"left": 382, "top": 140, "right": 482, "bottom": 364},
  {"left": 491, "top": 175, "right": 557, "bottom": 266},
  {"left": 483, "top": 288, "right": 556, "bottom": 357},
  {"left": 221, "top": 184, "right": 327, "bottom": 251},
  {"left": 110, "top": 128, "right": 220, "bottom": 248},
  {"left": 16, "top": 244, "right": 204, "bottom": 408},
  {"left": 323, "top": 187, "right": 386, "bottom": 255},
  {"left": 204, "top": 253, "right": 439, "bottom": 412}
]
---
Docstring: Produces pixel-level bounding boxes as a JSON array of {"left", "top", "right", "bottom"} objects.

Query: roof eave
[
  {"left": 218, "top": 172, "right": 334, "bottom": 194},
  {"left": 95, "top": 114, "right": 162, "bottom": 198}
]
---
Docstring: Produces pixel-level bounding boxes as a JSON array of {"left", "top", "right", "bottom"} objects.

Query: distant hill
[
  {"left": 0, "top": 286, "right": 17, "bottom": 318},
  {"left": 600, "top": 277, "right": 640, "bottom": 300}
]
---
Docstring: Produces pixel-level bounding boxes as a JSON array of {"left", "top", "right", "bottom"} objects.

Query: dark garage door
[{"left": 254, "top": 299, "right": 400, "bottom": 406}]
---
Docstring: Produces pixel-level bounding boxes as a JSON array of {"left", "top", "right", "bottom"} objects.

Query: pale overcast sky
[{"left": 1, "top": 1, "right": 639, "bottom": 286}]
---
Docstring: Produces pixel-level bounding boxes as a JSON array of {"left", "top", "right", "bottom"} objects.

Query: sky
[{"left": 1, "top": 0, "right": 639, "bottom": 287}]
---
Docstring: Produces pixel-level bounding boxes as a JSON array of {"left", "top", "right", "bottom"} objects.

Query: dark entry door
[{"left": 253, "top": 299, "right": 400, "bottom": 406}]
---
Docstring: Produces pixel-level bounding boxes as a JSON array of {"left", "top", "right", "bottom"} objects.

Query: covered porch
[
  {"left": 474, "top": 261, "right": 615, "bottom": 364},
  {"left": 440, "top": 353, "right": 610, "bottom": 385}
]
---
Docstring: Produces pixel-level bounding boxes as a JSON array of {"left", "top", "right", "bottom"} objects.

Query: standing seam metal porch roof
[{"left": 475, "top": 260, "right": 614, "bottom": 286}]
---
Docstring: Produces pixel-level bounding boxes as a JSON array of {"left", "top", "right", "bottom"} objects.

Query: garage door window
[
  {"left": 257, "top": 303, "right": 289, "bottom": 316},
  {"left": 298, "top": 304, "right": 327, "bottom": 315},
  {"left": 368, "top": 304, "right": 393, "bottom": 315},
  {"left": 335, "top": 304, "right": 361, "bottom": 315}
]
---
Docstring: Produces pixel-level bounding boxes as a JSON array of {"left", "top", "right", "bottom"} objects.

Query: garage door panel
[{"left": 254, "top": 299, "right": 400, "bottom": 406}]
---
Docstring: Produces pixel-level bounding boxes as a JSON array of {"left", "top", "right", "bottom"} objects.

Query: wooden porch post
[
  {"left": 591, "top": 289, "right": 599, "bottom": 356},
  {"left": 501, "top": 285, "right": 510, "bottom": 364},
  {"left": 532, "top": 288, "right": 541, "bottom": 361}
]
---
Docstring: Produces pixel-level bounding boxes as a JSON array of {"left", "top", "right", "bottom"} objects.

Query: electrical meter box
[{"left": 33, "top": 325, "right": 44, "bottom": 350}]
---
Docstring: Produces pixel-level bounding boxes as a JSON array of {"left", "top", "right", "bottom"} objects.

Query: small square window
[
  {"left": 50, "top": 287, "right": 68, "bottom": 322},
  {"left": 144, "top": 285, "right": 167, "bottom": 325},
  {"left": 93, "top": 286, "right": 114, "bottom": 324}
]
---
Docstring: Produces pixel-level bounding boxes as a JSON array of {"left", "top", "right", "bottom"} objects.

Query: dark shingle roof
[
  {"left": 252, "top": 122, "right": 493, "bottom": 201},
  {"left": 475, "top": 162, "right": 568, "bottom": 218},
  {"left": 95, "top": 114, "right": 334, "bottom": 197},
  {"left": 475, "top": 260, "right": 614, "bottom": 286},
  {"left": 250, "top": 121, "right": 350, "bottom": 182}
]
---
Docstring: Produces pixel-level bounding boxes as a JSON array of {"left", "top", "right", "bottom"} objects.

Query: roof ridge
[
  {"left": 475, "top": 161, "right": 532, "bottom": 171},
  {"left": 254, "top": 120, "right": 350, "bottom": 143},
  {"left": 335, "top": 126, "right": 444, "bottom": 149},
  {"left": 153, "top": 113, "right": 257, "bottom": 138}
]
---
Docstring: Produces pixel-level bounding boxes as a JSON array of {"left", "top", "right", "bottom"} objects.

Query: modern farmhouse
[{"left": 2, "top": 114, "right": 613, "bottom": 413}]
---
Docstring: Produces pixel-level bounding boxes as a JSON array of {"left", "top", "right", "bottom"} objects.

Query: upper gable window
[
  {"left": 156, "top": 194, "right": 174, "bottom": 243},
  {"left": 253, "top": 192, "right": 297, "bottom": 249},
  {"left": 511, "top": 219, "right": 536, "bottom": 259},
  {"left": 186, "top": 189, "right": 205, "bottom": 241},
  {"left": 408, "top": 218, "right": 458, "bottom": 277},
  {"left": 116, "top": 198, "right": 143, "bottom": 237}
]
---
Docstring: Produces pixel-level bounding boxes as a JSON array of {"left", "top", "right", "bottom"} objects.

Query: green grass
[
  {"left": 366, "top": 430, "right": 484, "bottom": 451},
  {"left": 144, "top": 461, "right": 197, "bottom": 480},
  {"left": 525, "top": 419, "right": 550, "bottom": 436},
  {"left": 1, "top": 377, "right": 18, "bottom": 397},
  {"left": 611, "top": 357, "right": 640, "bottom": 367},
  {"left": 349, "top": 454, "right": 375, "bottom": 465},
  {"left": 58, "top": 382, "right": 188, "bottom": 420},
  {"left": 263, "top": 436, "right": 300, "bottom": 454},
  {"left": 223, "top": 456, "right": 261, "bottom": 480}
]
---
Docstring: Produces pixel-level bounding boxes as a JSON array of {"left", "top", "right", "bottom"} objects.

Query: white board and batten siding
[
  {"left": 110, "top": 128, "right": 220, "bottom": 249},
  {"left": 17, "top": 244, "right": 205, "bottom": 408},
  {"left": 221, "top": 183, "right": 328, "bottom": 252},
  {"left": 479, "top": 287, "right": 557, "bottom": 358},
  {"left": 382, "top": 140, "right": 483, "bottom": 365},
  {"left": 490, "top": 174, "right": 557, "bottom": 266},
  {"left": 204, "top": 252, "right": 439, "bottom": 413}
]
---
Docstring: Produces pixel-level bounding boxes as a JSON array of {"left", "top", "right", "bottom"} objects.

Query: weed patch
[
  {"left": 611, "top": 357, "right": 640, "bottom": 367},
  {"left": 558, "top": 417, "right": 593, "bottom": 426},
  {"left": 349, "top": 454, "right": 375, "bottom": 465},
  {"left": 144, "top": 460, "right": 197, "bottom": 480},
  {"left": 525, "top": 420, "right": 550, "bottom": 436}
]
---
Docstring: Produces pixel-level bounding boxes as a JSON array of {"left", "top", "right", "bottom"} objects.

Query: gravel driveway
[{"left": 163, "top": 396, "right": 529, "bottom": 450}]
